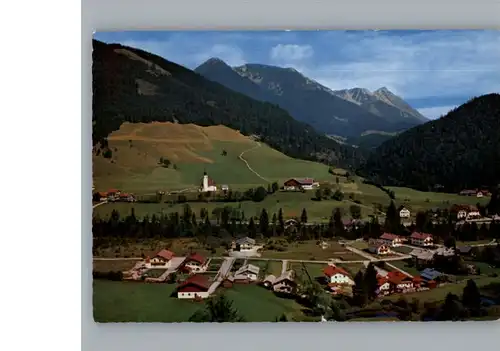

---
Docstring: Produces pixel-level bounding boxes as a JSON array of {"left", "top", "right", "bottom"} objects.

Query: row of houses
[
  {"left": 459, "top": 189, "right": 491, "bottom": 198},
  {"left": 368, "top": 232, "right": 434, "bottom": 256},
  {"left": 95, "top": 189, "right": 136, "bottom": 202}
]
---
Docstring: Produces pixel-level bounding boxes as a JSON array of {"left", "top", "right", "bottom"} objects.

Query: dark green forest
[
  {"left": 358, "top": 94, "right": 500, "bottom": 192},
  {"left": 92, "top": 40, "right": 366, "bottom": 168}
]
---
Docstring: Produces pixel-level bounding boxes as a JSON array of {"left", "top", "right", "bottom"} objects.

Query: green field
[
  {"left": 388, "top": 260, "right": 421, "bottom": 276},
  {"left": 385, "top": 276, "right": 499, "bottom": 303},
  {"left": 387, "top": 186, "right": 490, "bottom": 215},
  {"left": 93, "top": 280, "right": 304, "bottom": 322}
]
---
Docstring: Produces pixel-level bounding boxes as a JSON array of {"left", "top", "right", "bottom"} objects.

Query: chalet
[
  {"left": 386, "top": 271, "right": 414, "bottom": 293},
  {"left": 342, "top": 219, "right": 363, "bottom": 231},
  {"left": 176, "top": 274, "right": 210, "bottom": 299},
  {"left": 459, "top": 189, "right": 489, "bottom": 197},
  {"left": 323, "top": 265, "right": 354, "bottom": 286},
  {"left": 233, "top": 237, "right": 256, "bottom": 251},
  {"left": 379, "top": 233, "right": 403, "bottom": 247},
  {"left": 399, "top": 207, "right": 411, "bottom": 219},
  {"left": 221, "top": 184, "right": 229, "bottom": 192},
  {"left": 452, "top": 204, "right": 481, "bottom": 220},
  {"left": 410, "top": 232, "right": 433, "bottom": 247},
  {"left": 200, "top": 172, "right": 217, "bottom": 192},
  {"left": 368, "top": 240, "right": 391, "bottom": 255},
  {"left": 272, "top": 270, "right": 297, "bottom": 294},
  {"left": 410, "top": 248, "right": 435, "bottom": 263},
  {"left": 284, "top": 219, "right": 298, "bottom": 229},
  {"left": 376, "top": 276, "right": 391, "bottom": 296},
  {"left": 97, "top": 191, "right": 108, "bottom": 201},
  {"left": 262, "top": 275, "right": 276, "bottom": 289},
  {"left": 234, "top": 264, "right": 260, "bottom": 282},
  {"left": 180, "top": 253, "right": 207, "bottom": 273},
  {"left": 118, "top": 193, "right": 136, "bottom": 202},
  {"left": 148, "top": 249, "right": 175, "bottom": 267},
  {"left": 456, "top": 246, "right": 473, "bottom": 257},
  {"left": 283, "top": 178, "right": 319, "bottom": 191}
]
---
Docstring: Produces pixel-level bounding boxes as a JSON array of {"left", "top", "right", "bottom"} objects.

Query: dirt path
[
  {"left": 281, "top": 260, "right": 288, "bottom": 275},
  {"left": 238, "top": 142, "right": 270, "bottom": 183},
  {"left": 92, "top": 201, "right": 107, "bottom": 209}
]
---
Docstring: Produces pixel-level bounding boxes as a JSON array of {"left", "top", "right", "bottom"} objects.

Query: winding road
[{"left": 238, "top": 142, "right": 270, "bottom": 183}]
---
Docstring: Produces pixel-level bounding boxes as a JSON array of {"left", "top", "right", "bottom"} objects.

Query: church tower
[{"left": 202, "top": 171, "right": 209, "bottom": 192}]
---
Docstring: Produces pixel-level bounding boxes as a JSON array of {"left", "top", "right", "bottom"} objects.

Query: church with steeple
[{"left": 199, "top": 171, "right": 217, "bottom": 192}]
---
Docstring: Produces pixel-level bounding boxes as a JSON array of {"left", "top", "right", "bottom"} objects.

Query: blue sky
[{"left": 94, "top": 30, "right": 500, "bottom": 119}]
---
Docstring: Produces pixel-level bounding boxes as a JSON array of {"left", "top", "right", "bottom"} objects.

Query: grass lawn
[
  {"left": 221, "top": 284, "right": 305, "bottom": 322},
  {"left": 261, "top": 240, "right": 354, "bottom": 261},
  {"left": 143, "top": 268, "right": 167, "bottom": 278},
  {"left": 385, "top": 276, "right": 500, "bottom": 303},
  {"left": 387, "top": 260, "right": 421, "bottom": 276},
  {"left": 93, "top": 259, "right": 141, "bottom": 272},
  {"left": 338, "top": 263, "right": 366, "bottom": 276},
  {"left": 93, "top": 279, "right": 304, "bottom": 322},
  {"left": 391, "top": 246, "right": 413, "bottom": 254},
  {"left": 93, "top": 280, "right": 202, "bottom": 322},
  {"left": 465, "top": 261, "right": 500, "bottom": 276}
]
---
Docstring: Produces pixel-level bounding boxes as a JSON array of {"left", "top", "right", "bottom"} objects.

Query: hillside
[
  {"left": 358, "top": 93, "right": 500, "bottom": 192},
  {"left": 195, "top": 60, "right": 425, "bottom": 137},
  {"left": 92, "top": 40, "right": 365, "bottom": 168},
  {"left": 93, "top": 122, "right": 334, "bottom": 193}
]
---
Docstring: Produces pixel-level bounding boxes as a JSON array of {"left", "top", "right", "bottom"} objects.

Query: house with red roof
[
  {"left": 386, "top": 271, "right": 415, "bottom": 293},
  {"left": 283, "top": 178, "right": 319, "bottom": 191},
  {"left": 176, "top": 274, "right": 211, "bottom": 299},
  {"left": 376, "top": 276, "right": 391, "bottom": 296},
  {"left": 181, "top": 253, "right": 207, "bottom": 273},
  {"left": 368, "top": 240, "right": 391, "bottom": 255},
  {"left": 323, "top": 265, "right": 354, "bottom": 286},
  {"left": 146, "top": 249, "right": 175, "bottom": 268},
  {"left": 410, "top": 232, "right": 434, "bottom": 247},
  {"left": 118, "top": 192, "right": 136, "bottom": 202},
  {"left": 379, "top": 233, "right": 403, "bottom": 247}
]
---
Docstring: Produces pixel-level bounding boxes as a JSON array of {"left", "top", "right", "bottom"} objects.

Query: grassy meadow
[{"left": 93, "top": 280, "right": 305, "bottom": 323}]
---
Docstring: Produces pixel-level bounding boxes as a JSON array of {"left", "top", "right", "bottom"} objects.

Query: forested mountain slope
[
  {"left": 358, "top": 94, "right": 500, "bottom": 192},
  {"left": 92, "top": 40, "right": 366, "bottom": 168}
]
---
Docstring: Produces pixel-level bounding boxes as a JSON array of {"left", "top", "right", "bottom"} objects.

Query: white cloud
[
  {"left": 270, "top": 44, "right": 314, "bottom": 63},
  {"left": 289, "top": 31, "right": 500, "bottom": 100},
  {"left": 417, "top": 105, "right": 458, "bottom": 120}
]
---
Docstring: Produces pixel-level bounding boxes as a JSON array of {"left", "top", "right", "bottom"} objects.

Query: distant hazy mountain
[
  {"left": 195, "top": 59, "right": 426, "bottom": 138},
  {"left": 332, "top": 87, "right": 428, "bottom": 124}
]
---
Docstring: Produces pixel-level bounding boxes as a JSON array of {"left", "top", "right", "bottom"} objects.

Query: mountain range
[
  {"left": 92, "top": 40, "right": 366, "bottom": 169},
  {"left": 195, "top": 59, "right": 428, "bottom": 138}
]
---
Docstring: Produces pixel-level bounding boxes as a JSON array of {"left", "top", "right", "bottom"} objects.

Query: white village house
[
  {"left": 379, "top": 233, "right": 403, "bottom": 247},
  {"left": 232, "top": 237, "right": 257, "bottom": 251},
  {"left": 323, "top": 265, "right": 355, "bottom": 286},
  {"left": 410, "top": 232, "right": 434, "bottom": 247},
  {"left": 233, "top": 264, "right": 260, "bottom": 282},
  {"left": 283, "top": 178, "right": 319, "bottom": 191},
  {"left": 399, "top": 207, "right": 411, "bottom": 219}
]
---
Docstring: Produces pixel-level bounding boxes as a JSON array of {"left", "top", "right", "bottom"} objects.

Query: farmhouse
[
  {"left": 148, "top": 249, "right": 175, "bottom": 268},
  {"left": 368, "top": 240, "right": 391, "bottom": 255},
  {"left": 459, "top": 189, "right": 490, "bottom": 197},
  {"left": 118, "top": 193, "right": 136, "bottom": 202},
  {"left": 283, "top": 178, "right": 319, "bottom": 191},
  {"left": 272, "top": 270, "right": 297, "bottom": 294},
  {"left": 232, "top": 237, "right": 257, "bottom": 251},
  {"left": 200, "top": 172, "right": 217, "bottom": 192},
  {"left": 233, "top": 264, "right": 260, "bottom": 282},
  {"left": 410, "top": 232, "right": 434, "bottom": 247},
  {"left": 97, "top": 191, "right": 108, "bottom": 201},
  {"left": 399, "top": 207, "right": 411, "bottom": 219},
  {"left": 376, "top": 276, "right": 391, "bottom": 296},
  {"left": 379, "top": 233, "right": 403, "bottom": 247},
  {"left": 386, "top": 271, "right": 414, "bottom": 293},
  {"left": 262, "top": 274, "right": 276, "bottom": 289},
  {"left": 451, "top": 204, "right": 481, "bottom": 220},
  {"left": 176, "top": 274, "right": 210, "bottom": 299},
  {"left": 323, "top": 265, "right": 354, "bottom": 286},
  {"left": 180, "top": 253, "right": 207, "bottom": 273}
]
